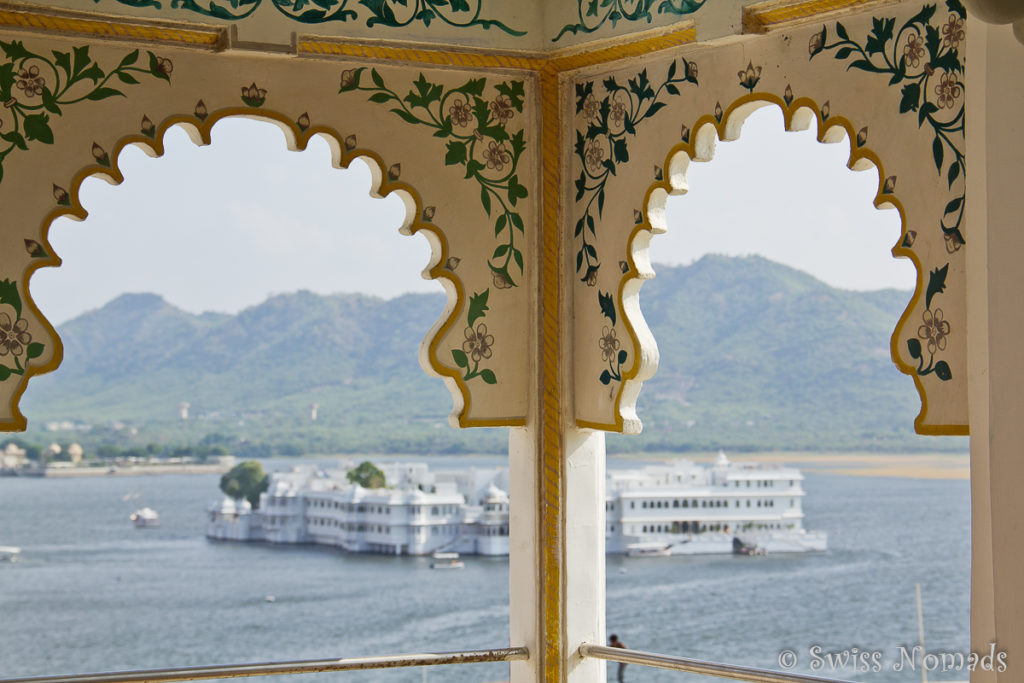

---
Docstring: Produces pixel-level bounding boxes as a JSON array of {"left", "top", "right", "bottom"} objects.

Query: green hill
[{"left": 18, "top": 256, "right": 963, "bottom": 456}]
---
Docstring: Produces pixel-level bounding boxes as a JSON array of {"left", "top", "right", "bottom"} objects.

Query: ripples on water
[{"left": 0, "top": 462, "right": 969, "bottom": 682}]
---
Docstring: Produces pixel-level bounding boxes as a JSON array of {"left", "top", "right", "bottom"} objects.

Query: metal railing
[
  {"left": 0, "top": 647, "right": 529, "bottom": 683},
  {"left": 579, "top": 644, "right": 854, "bottom": 683}
]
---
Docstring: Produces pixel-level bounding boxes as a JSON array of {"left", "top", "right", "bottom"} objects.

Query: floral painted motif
[
  {"left": 240, "top": 82, "right": 268, "bottom": 107},
  {"left": 451, "top": 290, "right": 498, "bottom": 384},
  {"left": 340, "top": 70, "right": 528, "bottom": 287},
  {"left": 597, "top": 291, "right": 626, "bottom": 385},
  {"left": 573, "top": 58, "right": 698, "bottom": 283},
  {"left": 0, "top": 43, "right": 171, "bottom": 183},
  {"left": 906, "top": 264, "right": 953, "bottom": 381},
  {"left": 554, "top": 0, "right": 706, "bottom": 42},
  {"left": 0, "top": 280, "right": 44, "bottom": 382},
  {"left": 737, "top": 62, "right": 762, "bottom": 92},
  {"left": 809, "top": 0, "right": 966, "bottom": 248},
  {"left": 95, "top": 0, "right": 525, "bottom": 35}
]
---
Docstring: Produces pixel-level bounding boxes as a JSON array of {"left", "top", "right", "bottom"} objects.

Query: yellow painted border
[
  {"left": 743, "top": 0, "right": 894, "bottom": 33},
  {"left": 537, "top": 63, "right": 564, "bottom": 683},
  {"left": 9, "top": 105, "right": 528, "bottom": 430},
  {"left": 299, "top": 23, "right": 697, "bottom": 72},
  {"left": 577, "top": 90, "right": 969, "bottom": 437},
  {"left": 0, "top": 2, "right": 225, "bottom": 48}
]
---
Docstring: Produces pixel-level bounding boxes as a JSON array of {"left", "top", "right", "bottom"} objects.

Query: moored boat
[
  {"left": 130, "top": 507, "right": 159, "bottom": 528},
  {"left": 429, "top": 552, "right": 464, "bottom": 569},
  {"left": 0, "top": 545, "right": 22, "bottom": 562},
  {"left": 626, "top": 541, "right": 673, "bottom": 557}
]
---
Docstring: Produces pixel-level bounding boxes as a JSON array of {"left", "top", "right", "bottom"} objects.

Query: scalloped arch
[
  {"left": 16, "top": 107, "right": 483, "bottom": 430},
  {"left": 612, "top": 92, "right": 934, "bottom": 434}
]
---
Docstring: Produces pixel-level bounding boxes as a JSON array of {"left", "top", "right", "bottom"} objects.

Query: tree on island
[
  {"left": 347, "top": 461, "right": 386, "bottom": 489},
  {"left": 220, "top": 460, "right": 269, "bottom": 509}
]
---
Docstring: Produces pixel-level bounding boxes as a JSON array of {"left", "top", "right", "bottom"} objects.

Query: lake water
[{"left": 0, "top": 458, "right": 970, "bottom": 682}]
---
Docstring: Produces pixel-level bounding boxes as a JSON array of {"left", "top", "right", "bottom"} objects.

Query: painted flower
[
  {"left": 0, "top": 313, "right": 31, "bottom": 357},
  {"left": 492, "top": 270, "right": 512, "bottom": 289},
  {"left": 339, "top": 69, "right": 357, "bottom": 89},
  {"left": 489, "top": 95, "right": 514, "bottom": 124},
  {"left": 945, "top": 232, "right": 963, "bottom": 253},
  {"left": 918, "top": 308, "right": 950, "bottom": 354},
  {"left": 737, "top": 62, "right": 762, "bottom": 92},
  {"left": 934, "top": 72, "right": 962, "bottom": 109},
  {"left": 484, "top": 141, "right": 510, "bottom": 171},
  {"left": 808, "top": 29, "right": 825, "bottom": 57},
  {"left": 599, "top": 326, "right": 619, "bottom": 362},
  {"left": 154, "top": 56, "right": 173, "bottom": 79},
  {"left": 585, "top": 266, "right": 599, "bottom": 287},
  {"left": 240, "top": 82, "right": 267, "bottom": 107},
  {"left": 686, "top": 61, "right": 699, "bottom": 81},
  {"left": 903, "top": 32, "right": 926, "bottom": 69},
  {"left": 449, "top": 97, "right": 472, "bottom": 127},
  {"left": 462, "top": 323, "right": 494, "bottom": 363},
  {"left": 15, "top": 65, "right": 44, "bottom": 98},
  {"left": 582, "top": 94, "right": 599, "bottom": 121},
  {"left": 609, "top": 99, "right": 627, "bottom": 126},
  {"left": 584, "top": 138, "right": 604, "bottom": 172},
  {"left": 942, "top": 14, "right": 965, "bottom": 49}
]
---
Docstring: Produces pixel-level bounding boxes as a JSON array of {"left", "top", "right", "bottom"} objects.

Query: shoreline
[
  {"left": 12, "top": 463, "right": 232, "bottom": 478},
  {"left": 4, "top": 452, "right": 971, "bottom": 481},
  {"left": 631, "top": 451, "right": 970, "bottom": 480}
]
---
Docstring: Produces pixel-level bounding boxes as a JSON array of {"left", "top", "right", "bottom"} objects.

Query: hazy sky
[{"left": 31, "top": 106, "right": 914, "bottom": 325}]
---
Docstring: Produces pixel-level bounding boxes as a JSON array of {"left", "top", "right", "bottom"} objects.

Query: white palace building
[{"left": 207, "top": 454, "right": 825, "bottom": 557}]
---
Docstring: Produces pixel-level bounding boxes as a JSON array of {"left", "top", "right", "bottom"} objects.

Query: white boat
[
  {"left": 130, "top": 507, "right": 160, "bottom": 528},
  {"left": 626, "top": 541, "right": 672, "bottom": 557},
  {"left": 429, "top": 552, "right": 464, "bottom": 569},
  {"left": 0, "top": 545, "right": 21, "bottom": 562}
]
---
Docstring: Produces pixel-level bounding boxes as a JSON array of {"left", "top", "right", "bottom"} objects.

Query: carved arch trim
[
  {"left": 580, "top": 90, "right": 964, "bottom": 436},
  {"left": 13, "top": 106, "right": 515, "bottom": 430}
]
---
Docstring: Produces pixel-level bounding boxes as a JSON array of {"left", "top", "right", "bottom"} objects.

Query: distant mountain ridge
[{"left": 21, "top": 255, "right": 960, "bottom": 454}]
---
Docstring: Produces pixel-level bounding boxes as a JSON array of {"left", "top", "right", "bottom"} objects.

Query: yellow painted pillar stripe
[{"left": 538, "top": 63, "right": 564, "bottom": 683}]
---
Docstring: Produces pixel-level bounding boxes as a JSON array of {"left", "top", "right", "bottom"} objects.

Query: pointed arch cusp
[
  {"left": 9, "top": 107, "right": 488, "bottom": 432},
  {"left": 606, "top": 93, "right": 937, "bottom": 434}
]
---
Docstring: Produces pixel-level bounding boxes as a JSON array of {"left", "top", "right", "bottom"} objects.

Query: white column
[
  {"left": 508, "top": 425, "right": 607, "bottom": 683},
  {"left": 564, "top": 428, "right": 607, "bottom": 682},
  {"left": 508, "top": 426, "right": 540, "bottom": 683},
  {"left": 966, "top": 19, "right": 1024, "bottom": 683}
]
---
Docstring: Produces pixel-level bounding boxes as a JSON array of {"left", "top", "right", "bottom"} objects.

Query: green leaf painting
[
  {"left": 597, "top": 291, "right": 627, "bottom": 386},
  {"left": 906, "top": 261, "right": 953, "bottom": 382},
  {"left": 809, "top": 1, "right": 965, "bottom": 249},
  {"left": 554, "top": 0, "right": 706, "bottom": 42},
  {"left": 0, "top": 43, "right": 171, "bottom": 184},
  {"left": 95, "top": 0, "right": 523, "bottom": 34},
  {"left": 340, "top": 69, "right": 527, "bottom": 288},
  {"left": 573, "top": 58, "right": 698, "bottom": 284},
  {"left": 453, "top": 289, "right": 498, "bottom": 384},
  {"left": 0, "top": 279, "right": 43, "bottom": 381},
  {"left": 810, "top": 2, "right": 966, "bottom": 384}
]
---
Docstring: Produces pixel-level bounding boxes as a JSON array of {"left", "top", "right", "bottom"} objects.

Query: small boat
[
  {"left": 732, "top": 537, "right": 765, "bottom": 556},
  {"left": 626, "top": 541, "right": 672, "bottom": 557},
  {"left": 0, "top": 545, "right": 21, "bottom": 562},
  {"left": 429, "top": 552, "right": 464, "bottom": 569},
  {"left": 130, "top": 507, "right": 160, "bottom": 528}
]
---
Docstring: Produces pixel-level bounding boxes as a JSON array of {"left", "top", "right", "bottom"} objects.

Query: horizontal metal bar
[
  {"left": 579, "top": 644, "right": 854, "bottom": 683},
  {"left": 0, "top": 647, "right": 529, "bottom": 683}
]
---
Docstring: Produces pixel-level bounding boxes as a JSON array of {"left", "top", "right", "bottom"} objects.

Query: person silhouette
[{"left": 608, "top": 633, "right": 627, "bottom": 682}]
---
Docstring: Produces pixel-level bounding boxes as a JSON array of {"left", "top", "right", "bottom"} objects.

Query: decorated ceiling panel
[
  {"left": 571, "top": 0, "right": 968, "bottom": 434},
  {"left": 0, "top": 33, "right": 536, "bottom": 429},
  {"left": 20, "top": 0, "right": 722, "bottom": 51}
]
